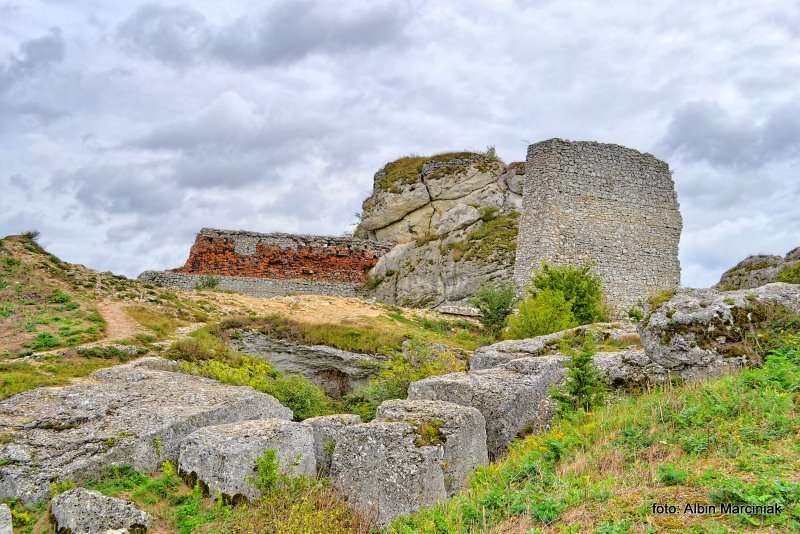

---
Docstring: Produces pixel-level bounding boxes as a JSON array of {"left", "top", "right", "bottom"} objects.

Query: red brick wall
[{"left": 176, "top": 233, "right": 385, "bottom": 284}]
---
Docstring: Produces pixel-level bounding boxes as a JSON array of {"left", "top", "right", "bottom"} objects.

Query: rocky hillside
[
  {"left": 715, "top": 246, "right": 800, "bottom": 290},
  {"left": 355, "top": 151, "right": 524, "bottom": 311}
]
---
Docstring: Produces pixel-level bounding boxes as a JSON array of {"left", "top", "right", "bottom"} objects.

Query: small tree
[
  {"left": 470, "top": 282, "right": 518, "bottom": 338},
  {"left": 531, "top": 263, "right": 606, "bottom": 324},
  {"left": 550, "top": 337, "right": 607, "bottom": 414},
  {"left": 504, "top": 288, "right": 577, "bottom": 339}
]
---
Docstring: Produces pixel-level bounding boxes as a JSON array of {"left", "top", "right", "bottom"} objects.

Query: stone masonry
[
  {"left": 140, "top": 229, "right": 392, "bottom": 297},
  {"left": 513, "top": 139, "right": 682, "bottom": 315}
]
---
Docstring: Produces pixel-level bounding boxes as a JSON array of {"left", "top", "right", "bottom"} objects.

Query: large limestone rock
[
  {"left": 408, "top": 356, "right": 567, "bottom": 457},
  {"left": 178, "top": 419, "right": 315, "bottom": 501},
  {"left": 0, "top": 504, "right": 10, "bottom": 534},
  {"left": 356, "top": 153, "right": 523, "bottom": 310},
  {"left": 303, "top": 414, "right": 361, "bottom": 476},
  {"left": 715, "top": 247, "right": 800, "bottom": 290},
  {"left": 230, "top": 331, "right": 385, "bottom": 397},
  {"left": 640, "top": 283, "right": 800, "bottom": 381},
  {"left": 0, "top": 358, "right": 292, "bottom": 505},
  {"left": 329, "top": 422, "right": 447, "bottom": 527},
  {"left": 470, "top": 322, "right": 639, "bottom": 370},
  {"left": 50, "top": 488, "right": 150, "bottom": 534},
  {"left": 376, "top": 399, "right": 488, "bottom": 495}
]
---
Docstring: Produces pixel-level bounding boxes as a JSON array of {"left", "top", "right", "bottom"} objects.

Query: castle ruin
[
  {"left": 140, "top": 139, "right": 682, "bottom": 315},
  {"left": 513, "top": 139, "right": 682, "bottom": 314}
]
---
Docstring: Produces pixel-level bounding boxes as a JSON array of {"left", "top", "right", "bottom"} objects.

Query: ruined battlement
[
  {"left": 176, "top": 228, "right": 393, "bottom": 284},
  {"left": 513, "top": 139, "right": 682, "bottom": 314}
]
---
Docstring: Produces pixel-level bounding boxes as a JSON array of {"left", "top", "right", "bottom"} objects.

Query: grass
[
  {"left": 390, "top": 333, "right": 800, "bottom": 533},
  {"left": 446, "top": 210, "right": 519, "bottom": 264},
  {"left": 126, "top": 305, "right": 186, "bottom": 339},
  {"left": 0, "top": 354, "right": 134, "bottom": 400},
  {"left": 647, "top": 289, "right": 677, "bottom": 312},
  {"left": 377, "top": 152, "right": 483, "bottom": 192},
  {"left": 778, "top": 263, "right": 800, "bottom": 284},
  {"left": 169, "top": 328, "right": 335, "bottom": 420}
]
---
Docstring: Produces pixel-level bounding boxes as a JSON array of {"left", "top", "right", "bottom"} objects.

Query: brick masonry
[
  {"left": 176, "top": 228, "right": 393, "bottom": 284},
  {"left": 513, "top": 139, "right": 682, "bottom": 316}
]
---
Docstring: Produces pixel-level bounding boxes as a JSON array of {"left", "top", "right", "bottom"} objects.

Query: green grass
[
  {"left": 0, "top": 354, "right": 136, "bottom": 400},
  {"left": 778, "top": 263, "right": 800, "bottom": 284},
  {"left": 446, "top": 211, "right": 519, "bottom": 264},
  {"left": 126, "top": 305, "right": 186, "bottom": 339},
  {"left": 377, "top": 152, "right": 483, "bottom": 192},
  {"left": 169, "top": 328, "right": 335, "bottom": 421},
  {"left": 390, "top": 334, "right": 800, "bottom": 533}
]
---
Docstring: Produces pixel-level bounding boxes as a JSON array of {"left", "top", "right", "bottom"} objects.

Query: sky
[{"left": 0, "top": 0, "right": 798, "bottom": 288}]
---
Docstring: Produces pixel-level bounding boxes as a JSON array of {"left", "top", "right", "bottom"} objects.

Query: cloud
[
  {"left": 116, "top": 4, "right": 209, "bottom": 66},
  {"left": 659, "top": 101, "right": 800, "bottom": 169},
  {"left": 0, "top": 27, "right": 65, "bottom": 91},
  {"left": 115, "top": 0, "right": 410, "bottom": 68}
]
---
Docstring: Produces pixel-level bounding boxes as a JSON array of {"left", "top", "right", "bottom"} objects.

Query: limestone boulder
[
  {"left": 229, "top": 331, "right": 385, "bottom": 397},
  {"left": 329, "top": 422, "right": 447, "bottom": 527},
  {"left": 408, "top": 356, "right": 567, "bottom": 457},
  {"left": 178, "top": 419, "right": 315, "bottom": 501},
  {"left": 0, "top": 503, "right": 10, "bottom": 534},
  {"left": 376, "top": 399, "right": 488, "bottom": 495},
  {"left": 356, "top": 153, "right": 523, "bottom": 309},
  {"left": 303, "top": 414, "right": 361, "bottom": 476},
  {"left": 640, "top": 283, "right": 800, "bottom": 381},
  {"left": 471, "top": 322, "right": 639, "bottom": 370},
  {"left": 0, "top": 358, "right": 292, "bottom": 505},
  {"left": 49, "top": 488, "right": 150, "bottom": 534},
  {"left": 715, "top": 247, "right": 800, "bottom": 290}
]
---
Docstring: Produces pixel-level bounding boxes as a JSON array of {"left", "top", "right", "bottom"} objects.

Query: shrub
[
  {"left": 470, "top": 282, "right": 518, "bottom": 338},
  {"left": 657, "top": 463, "right": 688, "bottom": 486},
  {"left": 252, "top": 449, "right": 280, "bottom": 494},
  {"left": 195, "top": 275, "right": 221, "bottom": 290},
  {"left": 530, "top": 263, "right": 606, "bottom": 324},
  {"left": 777, "top": 263, "right": 800, "bottom": 284},
  {"left": 344, "top": 340, "right": 465, "bottom": 421},
  {"left": 550, "top": 337, "right": 607, "bottom": 414},
  {"left": 504, "top": 288, "right": 577, "bottom": 340},
  {"left": 627, "top": 306, "right": 644, "bottom": 322}
]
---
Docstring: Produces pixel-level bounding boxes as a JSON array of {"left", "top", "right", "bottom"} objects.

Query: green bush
[
  {"left": 550, "top": 337, "right": 607, "bottom": 414},
  {"left": 777, "top": 263, "right": 800, "bottom": 284},
  {"left": 344, "top": 340, "right": 465, "bottom": 420},
  {"left": 252, "top": 449, "right": 280, "bottom": 494},
  {"left": 470, "top": 282, "right": 518, "bottom": 338},
  {"left": 195, "top": 275, "right": 221, "bottom": 290},
  {"left": 504, "top": 288, "right": 577, "bottom": 340},
  {"left": 657, "top": 463, "right": 688, "bottom": 486},
  {"left": 530, "top": 263, "right": 606, "bottom": 324}
]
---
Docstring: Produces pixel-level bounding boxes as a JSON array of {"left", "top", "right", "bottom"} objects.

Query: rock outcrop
[
  {"left": 639, "top": 282, "right": 800, "bottom": 381},
  {"left": 229, "top": 331, "right": 384, "bottom": 397},
  {"left": 408, "top": 356, "right": 567, "bottom": 457},
  {"left": 329, "top": 422, "right": 447, "bottom": 527},
  {"left": 470, "top": 322, "right": 639, "bottom": 370},
  {"left": 303, "top": 414, "right": 362, "bottom": 476},
  {"left": 375, "top": 399, "right": 488, "bottom": 495},
  {"left": 0, "top": 504, "right": 10, "bottom": 534},
  {"left": 0, "top": 358, "right": 292, "bottom": 505},
  {"left": 178, "top": 419, "right": 315, "bottom": 501},
  {"left": 49, "top": 488, "right": 150, "bottom": 534},
  {"left": 715, "top": 247, "right": 800, "bottom": 290},
  {"left": 356, "top": 153, "right": 523, "bottom": 310}
]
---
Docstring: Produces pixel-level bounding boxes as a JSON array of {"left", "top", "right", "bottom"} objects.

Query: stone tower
[{"left": 513, "top": 139, "right": 682, "bottom": 316}]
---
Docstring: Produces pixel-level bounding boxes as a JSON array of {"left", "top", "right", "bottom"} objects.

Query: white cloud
[{"left": 0, "top": 0, "right": 799, "bottom": 287}]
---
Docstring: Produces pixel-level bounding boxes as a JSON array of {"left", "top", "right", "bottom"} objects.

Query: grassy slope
[{"left": 391, "top": 335, "right": 800, "bottom": 533}]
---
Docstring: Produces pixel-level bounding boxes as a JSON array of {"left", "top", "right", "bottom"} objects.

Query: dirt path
[{"left": 96, "top": 301, "right": 142, "bottom": 343}]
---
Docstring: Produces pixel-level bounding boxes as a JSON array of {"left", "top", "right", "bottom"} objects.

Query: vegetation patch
[
  {"left": 391, "top": 333, "right": 800, "bottom": 533},
  {"left": 447, "top": 210, "right": 519, "bottom": 264},
  {"left": 377, "top": 152, "right": 483, "bottom": 193},
  {"left": 777, "top": 262, "right": 800, "bottom": 284},
  {"left": 414, "top": 418, "right": 446, "bottom": 447}
]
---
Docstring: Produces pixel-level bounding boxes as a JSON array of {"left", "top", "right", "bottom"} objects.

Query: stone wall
[
  {"left": 138, "top": 270, "right": 359, "bottom": 298},
  {"left": 177, "top": 228, "right": 393, "bottom": 284},
  {"left": 513, "top": 139, "right": 682, "bottom": 315}
]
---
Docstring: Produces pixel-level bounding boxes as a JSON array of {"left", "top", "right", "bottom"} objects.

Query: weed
[
  {"left": 657, "top": 463, "right": 688, "bottom": 486},
  {"left": 504, "top": 288, "right": 577, "bottom": 340},
  {"left": 195, "top": 275, "right": 221, "bottom": 290},
  {"left": 470, "top": 281, "right": 518, "bottom": 338},
  {"left": 414, "top": 419, "right": 446, "bottom": 447}
]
